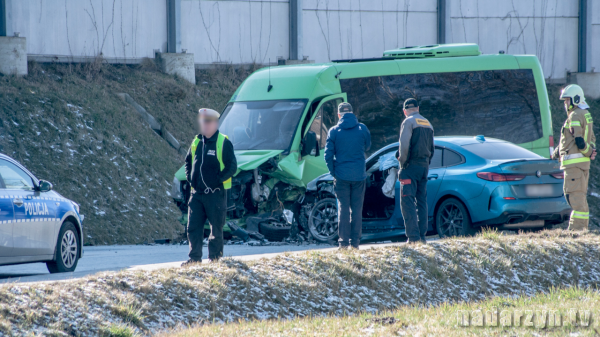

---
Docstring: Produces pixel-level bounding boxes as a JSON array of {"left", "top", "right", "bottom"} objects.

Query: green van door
[{"left": 301, "top": 94, "right": 345, "bottom": 185}]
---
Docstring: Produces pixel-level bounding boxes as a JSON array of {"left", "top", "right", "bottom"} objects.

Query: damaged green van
[{"left": 171, "top": 43, "right": 554, "bottom": 239}]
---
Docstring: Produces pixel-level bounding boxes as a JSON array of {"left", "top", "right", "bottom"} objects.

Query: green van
[{"left": 171, "top": 43, "right": 554, "bottom": 235}]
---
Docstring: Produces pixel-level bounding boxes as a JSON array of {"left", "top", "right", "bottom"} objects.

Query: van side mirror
[
  {"left": 37, "top": 180, "right": 53, "bottom": 192},
  {"left": 301, "top": 131, "right": 318, "bottom": 157}
]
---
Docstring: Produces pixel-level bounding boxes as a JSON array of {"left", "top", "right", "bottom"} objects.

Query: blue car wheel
[
  {"left": 308, "top": 198, "right": 339, "bottom": 243},
  {"left": 435, "top": 198, "right": 476, "bottom": 238}
]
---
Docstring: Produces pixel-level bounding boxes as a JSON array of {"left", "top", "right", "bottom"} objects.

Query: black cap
[
  {"left": 403, "top": 98, "right": 419, "bottom": 110},
  {"left": 338, "top": 102, "right": 353, "bottom": 114}
]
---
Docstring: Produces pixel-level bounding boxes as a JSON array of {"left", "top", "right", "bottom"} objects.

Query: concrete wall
[
  {"left": 303, "top": 0, "right": 438, "bottom": 61},
  {"left": 180, "top": 0, "right": 289, "bottom": 64},
  {"left": 6, "top": 0, "right": 600, "bottom": 80},
  {"left": 448, "top": 0, "right": 583, "bottom": 81},
  {"left": 589, "top": 0, "right": 600, "bottom": 73},
  {"left": 10, "top": 0, "right": 167, "bottom": 59}
]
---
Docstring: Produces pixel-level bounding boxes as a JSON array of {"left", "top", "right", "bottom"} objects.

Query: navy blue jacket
[{"left": 324, "top": 113, "right": 371, "bottom": 181}]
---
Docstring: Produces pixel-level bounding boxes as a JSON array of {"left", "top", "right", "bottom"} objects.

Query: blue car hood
[{"left": 306, "top": 172, "right": 333, "bottom": 191}]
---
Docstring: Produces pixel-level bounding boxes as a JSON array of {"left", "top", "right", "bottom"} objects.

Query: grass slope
[
  {"left": 0, "top": 60, "right": 253, "bottom": 244},
  {"left": 167, "top": 287, "right": 600, "bottom": 336},
  {"left": 0, "top": 230, "right": 599, "bottom": 335}
]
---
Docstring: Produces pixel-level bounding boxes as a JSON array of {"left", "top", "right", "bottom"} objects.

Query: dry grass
[
  {"left": 0, "top": 230, "right": 600, "bottom": 335},
  {"left": 164, "top": 287, "right": 600, "bottom": 336}
]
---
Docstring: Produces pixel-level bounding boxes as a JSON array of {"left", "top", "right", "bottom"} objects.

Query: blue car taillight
[{"left": 477, "top": 172, "right": 525, "bottom": 182}]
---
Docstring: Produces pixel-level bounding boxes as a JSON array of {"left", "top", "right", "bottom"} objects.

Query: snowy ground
[{"left": 0, "top": 243, "right": 333, "bottom": 284}]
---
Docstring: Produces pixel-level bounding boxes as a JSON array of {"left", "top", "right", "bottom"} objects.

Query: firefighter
[
  {"left": 183, "top": 108, "right": 237, "bottom": 265},
  {"left": 397, "top": 98, "right": 434, "bottom": 244},
  {"left": 552, "top": 84, "right": 597, "bottom": 230}
]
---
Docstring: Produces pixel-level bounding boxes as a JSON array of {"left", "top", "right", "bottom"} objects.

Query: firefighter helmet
[{"left": 560, "top": 84, "right": 586, "bottom": 106}]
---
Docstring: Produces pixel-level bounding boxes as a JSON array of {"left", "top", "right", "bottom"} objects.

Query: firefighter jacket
[{"left": 553, "top": 107, "right": 596, "bottom": 170}]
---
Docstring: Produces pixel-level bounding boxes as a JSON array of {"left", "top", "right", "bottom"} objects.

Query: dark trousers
[
  {"left": 187, "top": 189, "right": 226, "bottom": 261},
  {"left": 334, "top": 179, "right": 366, "bottom": 248},
  {"left": 399, "top": 165, "right": 429, "bottom": 242}
]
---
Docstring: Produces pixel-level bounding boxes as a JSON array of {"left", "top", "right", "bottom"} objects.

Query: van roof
[
  {"left": 230, "top": 44, "right": 541, "bottom": 103},
  {"left": 332, "top": 43, "right": 481, "bottom": 63}
]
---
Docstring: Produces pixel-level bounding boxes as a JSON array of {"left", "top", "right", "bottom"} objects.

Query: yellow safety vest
[{"left": 190, "top": 133, "right": 232, "bottom": 189}]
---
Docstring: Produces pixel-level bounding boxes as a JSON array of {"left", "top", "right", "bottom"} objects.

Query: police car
[{"left": 0, "top": 154, "right": 83, "bottom": 273}]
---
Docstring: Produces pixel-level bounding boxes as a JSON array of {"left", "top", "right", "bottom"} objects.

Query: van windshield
[{"left": 219, "top": 100, "right": 307, "bottom": 151}]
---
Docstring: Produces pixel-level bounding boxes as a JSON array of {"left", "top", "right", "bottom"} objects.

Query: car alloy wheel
[
  {"left": 308, "top": 198, "right": 339, "bottom": 243},
  {"left": 47, "top": 221, "right": 80, "bottom": 273},
  {"left": 61, "top": 230, "right": 78, "bottom": 268},
  {"left": 435, "top": 198, "right": 475, "bottom": 238},
  {"left": 439, "top": 203, "right": 464, "bottom": 237}
]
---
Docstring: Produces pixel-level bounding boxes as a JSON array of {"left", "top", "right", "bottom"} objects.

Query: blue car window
[
  {"left": 462, "top": 142, "right": 542, "bottom": 160},
  {"left": 0, "top": 160, "right": 34, "bottom": 190},
  {"left": 430, "top": 148, "right": 443, "bottom": 168},
  {"left": 443, "top": 149, "right": 463, "bottom": 166}
]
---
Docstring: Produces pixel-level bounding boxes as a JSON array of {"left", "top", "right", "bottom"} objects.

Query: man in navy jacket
[{"left": 324, "top": 102, "right": 371, "bottom": 248}]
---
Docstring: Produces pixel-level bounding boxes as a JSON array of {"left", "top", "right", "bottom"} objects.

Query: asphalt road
[
  {"left": 0, "top": 237, "right": 439, "bottom": 284},
  {"left": 0, "top": 243, "right": 331, "bottom": 284}
]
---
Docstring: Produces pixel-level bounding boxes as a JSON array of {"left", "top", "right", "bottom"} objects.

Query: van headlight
[{"left": 71, "top": 201, "right": 80, "bottom": 214}]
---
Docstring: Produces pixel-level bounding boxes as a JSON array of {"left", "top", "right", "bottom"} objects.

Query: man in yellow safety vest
[
  {"left": 182, "top": 108, "right": 237, "bottom": 265},
  {"left": 552, "top": 84, "right": 597, "bottom": 230}
]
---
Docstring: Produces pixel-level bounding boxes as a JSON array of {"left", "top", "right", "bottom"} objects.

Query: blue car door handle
[{"left": 428, "top": 174, "right": 439, "bottom": 180}]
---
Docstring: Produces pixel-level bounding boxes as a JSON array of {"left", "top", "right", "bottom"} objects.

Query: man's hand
[{"left": 591, "top": 148, "right": 597, "bottom": 160}]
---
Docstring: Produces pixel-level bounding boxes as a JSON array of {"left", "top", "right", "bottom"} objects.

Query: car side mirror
[
  {"left": 301, "top": 131, "right": 318, "bottom": 157},
  {"left": 37, "top": 180, "right": 53, "bottom": 192}
]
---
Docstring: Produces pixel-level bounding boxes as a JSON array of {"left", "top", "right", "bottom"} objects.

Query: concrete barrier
[
  {"left": 0, "top": 36, "right": 27, "bottom": 76},
  {"left": 155, "top": 53, "right": 196, "bottom": 85}
]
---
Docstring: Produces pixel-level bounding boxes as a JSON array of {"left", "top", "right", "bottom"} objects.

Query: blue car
[
  {"left": 305, "top": 136, "right": 571, "bottom": 242},
  {"left": 0, "top": 154, "right": 84, "bottom": 273}
]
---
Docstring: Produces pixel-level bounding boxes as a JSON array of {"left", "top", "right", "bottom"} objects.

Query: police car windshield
[
  {"left": 219, "top": 100, "right": 307, "bottom": 151},
  {"left": 462, "top": 142, "right": 543, "bottom": 160}
]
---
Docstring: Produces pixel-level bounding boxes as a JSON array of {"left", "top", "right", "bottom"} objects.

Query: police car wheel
[
  {"left": 435, "top": 198, "right": 476, "bottom": 238},
  {"left": 46, "top": 221, "right": 80, "bottom": 273}
]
